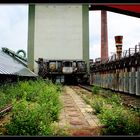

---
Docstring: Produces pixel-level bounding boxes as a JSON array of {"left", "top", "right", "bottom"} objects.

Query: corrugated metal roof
[{"left": 0, "top": 50, "right": 37, "bottom": 77}]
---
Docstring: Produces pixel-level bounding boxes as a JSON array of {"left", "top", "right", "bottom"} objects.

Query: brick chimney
[{"left": 101, "top": 10, "right": 108, "bottom": 61}]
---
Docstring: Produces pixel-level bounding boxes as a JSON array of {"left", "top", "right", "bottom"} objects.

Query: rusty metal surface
[{"left": 0, "top": 50, "right": 37, "bottom": 77}]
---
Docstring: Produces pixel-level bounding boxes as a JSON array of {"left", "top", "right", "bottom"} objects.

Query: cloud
[
  {"left": 0, "top": 5, "right": 140, "bottom": 61},
  {"left": 89, "top": 10, "right": 140, "bottom": 60},
  {"left": 0, "top": 4, "right": 28, "bottom": 53},
  {"left": 89, "top": 11, "right": 101, "bottom": 39},
  {"left": 90, "top": 43, "right": 101, "bottom": 61},
  {"left": 89, "top": 11, "right": 101, "bottom": 60},
  {"left": 108, "top": 11, "right": 140, "bottom": 54}
]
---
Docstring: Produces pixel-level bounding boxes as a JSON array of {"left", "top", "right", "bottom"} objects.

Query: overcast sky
[
  {"left": 0, "top": 4, "right": 28, "bottom": 55},
  {"left": 0, "top": 4, "right": 140, "bottom": 61},
  {"left": 89, "top": 11, "right": 140, "bottom": 60}
]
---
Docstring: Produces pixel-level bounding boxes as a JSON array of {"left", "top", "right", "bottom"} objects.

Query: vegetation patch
[
  {"left": 91, "top": 97, "right": 106, "bottom": 114},
  {"left": 106, "top": 94, "right": 122, "bottom": 105},
  {"left": 0, "top": 78, "right": 63, "bottom": 136},
  {"left": 98, "top": 105, "right": 140, "bottom": 135},
  {"left": 82, "top": 86, "right": 140, "bottom": 135},
  {"left": 92, "top": 85, "right": 101, "bottom": 94}
]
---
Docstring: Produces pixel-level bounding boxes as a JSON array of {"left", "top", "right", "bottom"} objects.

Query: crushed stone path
[{"left": 57, "top": 86, "right": 103, "bottom": 136}]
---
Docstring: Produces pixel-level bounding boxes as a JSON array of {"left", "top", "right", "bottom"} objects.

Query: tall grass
[{"left": 1, "top": 78, "right": 62, "bottom": 136}]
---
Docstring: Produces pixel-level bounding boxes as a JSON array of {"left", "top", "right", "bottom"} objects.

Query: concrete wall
[{"left": 28, "top": 4, "right": 89, "bottom": 74}]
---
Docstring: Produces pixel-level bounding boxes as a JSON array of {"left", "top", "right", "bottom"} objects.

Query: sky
[
  {"left": 89, "top": 11, "right": 140, "bottom": 59},
  {"left": 0, "top": 4, "right": 140, "bottom": 61},
  {"left": 0, "top": 4, "right": 28, "bottom": 55}
]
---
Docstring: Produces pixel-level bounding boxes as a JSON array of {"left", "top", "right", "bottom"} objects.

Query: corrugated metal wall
[{"left": 90, "top": 67, "right": 140, "bottom": 96}]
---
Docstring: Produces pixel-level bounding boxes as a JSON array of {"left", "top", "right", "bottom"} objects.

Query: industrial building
[{"left": 27, "top": 4, "right": 89, "bottom": 74}]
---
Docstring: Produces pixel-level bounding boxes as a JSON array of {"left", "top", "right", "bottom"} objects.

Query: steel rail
[{"left": 78, "top": 84, "right": 140, "bottom": 110}]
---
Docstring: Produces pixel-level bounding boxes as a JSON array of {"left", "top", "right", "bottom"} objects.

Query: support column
[
  {"left": 101, "top": 10, "right": 108, "bottom": 61},
  {"left": 82, "top": 5, "right": 89, "bottom": 73},
  {"left": 27, "top": 4, "right": 35, "bottom": 72}
]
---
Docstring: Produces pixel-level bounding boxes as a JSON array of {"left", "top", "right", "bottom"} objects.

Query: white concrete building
[{"left": 27, "top": 4, "right": 89, "bottom": 74}]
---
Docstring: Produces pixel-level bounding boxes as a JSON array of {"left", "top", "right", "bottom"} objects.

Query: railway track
[
  {"left": 0, "top": 85, "right": 140, "bottom": 136},
  {"left": 0, "top": 105, "right": 12, "bottom": 118},
  {"left": 78, "top": 84, "right": 140, "bottom": 110},
  {"left": 0, "top": 80, "right": 48, "bottom": 119},
  {"left": 1, "top": 84, "right": 140, "bottom": 119}
]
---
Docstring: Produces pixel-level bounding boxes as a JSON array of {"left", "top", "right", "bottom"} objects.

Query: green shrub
[
  {"left": 107, "top": 94, "right": 122, "bottom": 105},
  {"left": 5, "top": 97, "right": 53, "bottom": 135},
  {"left": 0, "top": 89, "right": 14, "bottom": 109},
  {"left": 137, "top": 110, "right": 140, "bottom": 117},
  {"left": 4, "top": 79, "right": 62, "bottom": 136},
  {"left": 0, "top": 91, "right": 9, "bottom": 109},
  {"left": 55, "top": 83, "right": 63, "bottom": 92},
  {"left": 23, "top": 80, "right": 46, "bottom": 102},
  {"left": 98, "top": 105, "right": 140, "bottom": 135},
  {"left": 91, "top": 97, "right": 105, "bottom": 114},
  {"left": 0, "top": 79, "right": 49, "bottom": 109},
  {"left": 92, "top": 85, "right": 101, "bottom": 94},
  {"left": 37, "top": 83, "right": 62, "bottom": 121}
]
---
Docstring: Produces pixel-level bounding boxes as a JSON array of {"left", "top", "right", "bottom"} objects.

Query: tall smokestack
[{"left": 101, "top": 10, "right": 108, "bottom": 61}]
